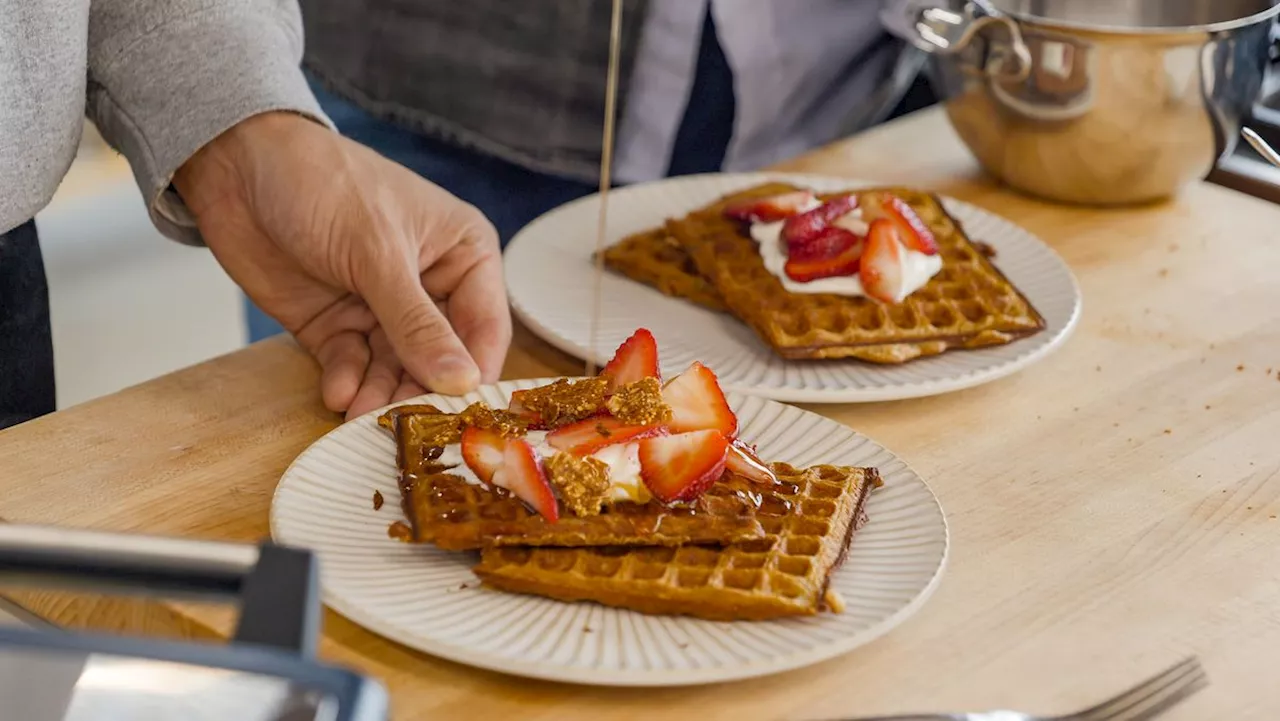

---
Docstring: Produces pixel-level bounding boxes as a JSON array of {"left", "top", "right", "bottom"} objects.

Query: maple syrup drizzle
[{"left": 587, "top": 0, "right": 624, "bottom": 377}]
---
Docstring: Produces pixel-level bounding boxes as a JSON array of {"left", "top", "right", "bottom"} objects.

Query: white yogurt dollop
[
  {"left": 748, "top": 200, "right": 941, "bottom": 302},
  {"left": 443, "top": 430, "right": 650, "bottom": 504}
]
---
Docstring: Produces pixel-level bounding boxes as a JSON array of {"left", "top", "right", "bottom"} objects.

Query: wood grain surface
[{"left": 2, "top": 109, "right": 1279, "bottom": 720}]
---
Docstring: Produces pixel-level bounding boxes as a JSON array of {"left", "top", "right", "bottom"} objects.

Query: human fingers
[
  {"left": 439, "top": 258, "right": 511, "bottom": 384},
  {"left": 391, "top": 374, "right": 427, "bottom": 403},
  {"left": 347, "top": 327, "right": 409, "bottom": 420},
  {"left": 313, "top": 330, "right": 371, "bottom": 413},
  {"left": 420, "top": 224, "right": 510, "bottom": 384},
  {"left": 356, "top": 244, "right": 480, "bottom": 395}
]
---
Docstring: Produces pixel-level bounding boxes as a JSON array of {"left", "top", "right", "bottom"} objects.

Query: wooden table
[{"left": 4, "top": 108, "right": 1280, "bottom": 720}]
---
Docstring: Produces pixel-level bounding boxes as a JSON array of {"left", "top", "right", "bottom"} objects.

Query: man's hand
[{"left": 174, "top": 112, "right": 511, "bottom": 419}]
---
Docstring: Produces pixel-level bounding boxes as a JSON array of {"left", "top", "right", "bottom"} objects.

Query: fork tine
[
  {"left": 1113, "top": 671, "right": 1209, "bottom": 721},
  {"left": 1067, "top": 657, "right": 1207, "bottom": 721}
]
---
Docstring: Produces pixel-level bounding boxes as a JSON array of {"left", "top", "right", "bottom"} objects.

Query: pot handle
[
  {"left": 1239, "top": 21, "right": 1280, "bottom": 167},
  {"left": 883, "top": 0, "right": 1032, "bottom": 82},
  {"left": 1242, "top": 126, "right": 1280, "bottom": 167}
]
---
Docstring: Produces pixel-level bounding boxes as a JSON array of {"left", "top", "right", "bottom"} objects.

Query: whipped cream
[
  {"left": 748, "top": 201, "right": 941, "bottom": 302},
  {"left": 441, "top": 431, "right": 650, "bottom": 504}
]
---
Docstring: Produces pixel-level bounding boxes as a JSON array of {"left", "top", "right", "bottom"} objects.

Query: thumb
[{"left": 361, "top": 261, "right": 480, "bottom": 396}]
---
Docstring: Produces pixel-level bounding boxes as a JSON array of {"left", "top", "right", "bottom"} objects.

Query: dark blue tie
[{"left": 665, "top": 7, "right": 736, "bottom": 177}]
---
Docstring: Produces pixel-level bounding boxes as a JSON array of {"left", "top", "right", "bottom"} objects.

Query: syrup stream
[{"left": 587, "top": 0, "right": 624, "bottom": 376}]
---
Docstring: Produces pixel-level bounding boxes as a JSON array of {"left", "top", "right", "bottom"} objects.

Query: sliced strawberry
[
  {"left": 722, "top": 190, "right": 816, "bottom": 223},
  {"left": 507, "top": 390, "right": 546, "bottom": 430},
  {"left": 460, "top": 426, "right": 507, "bottom": 485},
  {"left": 788, "top": 225, "right": 857, "bottom": 262},
  {"left": 662, "top": 362, "right": 737, "bottom": 437},
  {"left": 546, "top": 416, "right": 666, "bottom": 456},
  {"left": 860, "top": 219, "right": 906, "bottom": 303},
  {"left": 600, "top": 328, "right": 660, "bottom": 393},
  {"left": 781, "top": 194, "right": 858, "bottom": 250},
  {"left": 725, "top": 439, "right": 778, "bottom": 484},
  {"left": 638, "top": 430, "right": 730, "bottom": 503},
  {"left": 491, "top": 438, "right": 559, "bottom": 522},
  {"left": 784, "top": 228, "right": 865, "bottom": 282},
  {"left": 860, "top": 192, "right": 938, "bottom": 255},
  {"left": 832, "top": 211, "right": 870, "bottom": 236}
]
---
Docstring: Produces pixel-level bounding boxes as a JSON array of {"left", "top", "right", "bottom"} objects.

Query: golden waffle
[
  {"left": 599, "top": 227, "right": 727, "bottom": 312},
  {"left": 598, "top": 224, "right": 990, "bottom": 364},
  {"left": 474, "top": 464, "right": 880, "bottom": 621},
  {"left": 609, "top": 181, "right": 1044, "bottom": 362},
  {"left": 389, "top": 409, "right": 766, "bottom": 551}
]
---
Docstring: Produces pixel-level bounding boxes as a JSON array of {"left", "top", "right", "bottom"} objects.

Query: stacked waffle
[
  {"left": 602, "top": 182, "right": 1045, "bottom": 363},
  {"left": 379, "top": 330, "right": 881, "bottom": 621}
]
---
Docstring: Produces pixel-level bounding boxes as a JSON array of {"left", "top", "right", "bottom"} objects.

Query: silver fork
[{"left": 816, "top": 657, "right": 1208, "bottom": 721}]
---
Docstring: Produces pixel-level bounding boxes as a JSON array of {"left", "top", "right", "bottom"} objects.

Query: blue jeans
[
  {"left": 244, "top": 76, "right": 602, "bottom": 341},
  {"left": 0, "top": 220, "right": 56, "bottom": 428}
]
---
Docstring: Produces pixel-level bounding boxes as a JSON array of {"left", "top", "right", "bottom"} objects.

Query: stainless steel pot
[{"left": 885, "top": 0, "right": 1280, "bottom": 205}]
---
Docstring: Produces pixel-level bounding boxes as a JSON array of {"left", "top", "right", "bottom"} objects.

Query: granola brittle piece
[
  {"left": 544, "top": 451, "right": 611, "bottom": 517},
  {"left": 458, "top": 402, "right": 528, "bottom": 437},
  {"left": 516, "top": 377, "right": 609, "bottom": 428},
  {"left": 605, "top": 377, "right": 672, "bottom": 426},
  {"left": 377, "top": 403, "right": 447, "bottom": 431},
  {"left": 399, "top": 411, "right": 464, "bottom": 448}
]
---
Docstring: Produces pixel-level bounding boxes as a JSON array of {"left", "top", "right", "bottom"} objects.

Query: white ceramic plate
[
  {"left": 270, "top": 380, "right": 948, "bottom": 687},
  {"left": 504, "top": 172, "right": 1081, "bottom": 403}
]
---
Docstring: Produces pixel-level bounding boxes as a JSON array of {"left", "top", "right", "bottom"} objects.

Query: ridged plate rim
[
  {"left": 503, "top": 171, "right": 1081, "bottom": 404},
  {"left": 270, "top": 380, "right": 948, "bottom": 686}
]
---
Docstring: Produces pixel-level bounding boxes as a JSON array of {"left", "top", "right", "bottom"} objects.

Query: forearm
[{"left": 86, "top": 0, "right": 330, "bottom": 245}]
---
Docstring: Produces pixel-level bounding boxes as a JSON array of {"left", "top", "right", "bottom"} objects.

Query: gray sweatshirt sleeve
[{"left": 85, "top": 0, "right": 332, "bottom": 245}]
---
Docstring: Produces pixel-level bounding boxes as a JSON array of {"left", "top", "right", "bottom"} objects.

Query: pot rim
[{"left": 995, "top": 3, "right": 1280, "bottom": 37}]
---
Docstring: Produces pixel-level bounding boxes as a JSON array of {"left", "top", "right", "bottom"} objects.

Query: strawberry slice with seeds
[
  {"left": 789, "top": 225, "right": 858, "bottom": 262},
  {"left": 860, "top": 219, "right": 906, "bottom": 303},
  {"left": 638, "top": 429, "right": 730, "bottom": 503},
  {"left": 460, "top": 426, "right": 508, "bottom": 485},
  {"left": 784, "top": 227, "right": 865, "bottom": 282},
  {"left": 861, "top": 192, "right": 938, "bottom": 255},
  {"left": 725, "top": 439, "right": 777, "bottom": 484},
  {"left": 491, "top": 438, "right": 559, "bottom": 522},
  {"left": 662, "top": 362, "right": 737, "bottom": 437},
  {"left": 781, "top": 194, "right": 858, "bottom": 250},
  {"left": 600, "top": 328, "right": 660, "bottom": 393},
  {"left": 722, "top": 190, "right": 816, "bottom": 223},
  {"left": 546, "top": 416, "right": 666, "bottom": 456}
]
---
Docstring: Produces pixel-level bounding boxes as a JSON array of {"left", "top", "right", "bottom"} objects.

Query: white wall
[{"left": 34, "top": 126, "right": 245, "bottom": 409}]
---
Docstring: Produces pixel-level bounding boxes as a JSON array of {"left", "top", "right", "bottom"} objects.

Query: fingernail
[{"left": 431, "top": 353, "right": 481, "bottom": 394}]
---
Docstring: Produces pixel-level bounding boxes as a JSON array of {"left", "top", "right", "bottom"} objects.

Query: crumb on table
[{"left": 373, "top": 490, "right": 384, "bottom": 510}]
